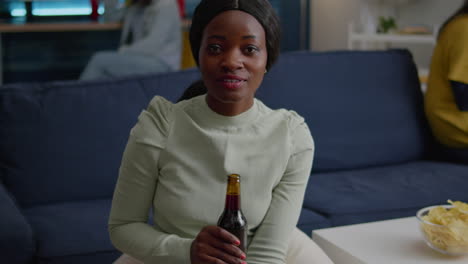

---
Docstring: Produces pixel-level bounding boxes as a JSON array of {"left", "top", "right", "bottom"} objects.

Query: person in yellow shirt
[{"left": 425, "top": 0, "right": 468, "bottom": 163}]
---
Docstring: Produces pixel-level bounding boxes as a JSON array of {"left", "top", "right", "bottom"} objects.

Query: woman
[
  {"left": 108, "top": 0, "right": 333, "bottom": 263},
  {"left": 424, "top": 0, "right": 468, "bottom": 163},
  {"left": 79, "top": 0, "right": 181, "bottom": 80}
]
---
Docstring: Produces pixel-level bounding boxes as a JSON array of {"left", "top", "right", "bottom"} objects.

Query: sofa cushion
[
  {"left": 0, "top": 69, "right": 200, "bottom": 207},
  {"left": 37, "top": 251, "right": 121, "bottom": 264},
  {"left": 0, "top": 183, "right": 34, "bottom": 264},
  {"left": 258, "top": 50, "right": 431, "bottom": 172},
  {"left": 297, "top": 208, "right": 331, "bottom": 236},
  {"left": 303, "top": 161, "right": 468, "bottom": 215},
  {"left": 23, "top": 199, "right": 114, "bottom": 258}
]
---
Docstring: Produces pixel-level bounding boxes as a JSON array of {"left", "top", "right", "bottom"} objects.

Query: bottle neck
[
  {"left": 224, "top": 174, "right": 241, "bottom": 211},
  {"left": 225, "top": 193, "right": 240, "bottom": 211}
]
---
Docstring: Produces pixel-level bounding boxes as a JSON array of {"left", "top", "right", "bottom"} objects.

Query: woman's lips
[
  {"left": 217, "top": 75, "right": 246, "bottom": 90},
  {"left": 218, "top": 79, "right": 245, "bottom": 90}
]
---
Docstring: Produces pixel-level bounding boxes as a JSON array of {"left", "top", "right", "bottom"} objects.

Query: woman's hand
[{"left": 191, "top": 226, "right": 246, "bottom": 264}]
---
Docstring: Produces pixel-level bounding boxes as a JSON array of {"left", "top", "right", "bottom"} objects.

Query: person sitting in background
[
  {"left": 79, "top": 0, "right": 181, "bottom": 80},
  {"left": 107, "top": 0, "right": 333, "bottom": 263},
  {"left": 424, "top": 0, "right": 468, "bottom": 163}
]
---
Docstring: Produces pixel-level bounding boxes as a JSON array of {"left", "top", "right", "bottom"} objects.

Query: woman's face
[{"left": 199, "top": 10, "right": 267, "bottom": 116}]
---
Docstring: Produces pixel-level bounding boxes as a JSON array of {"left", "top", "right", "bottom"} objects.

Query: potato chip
[
  {"left": 419, "top": 200, "right": 468, "bottom": 255},
  {"left": 449, "top": 200, "right": 468, "bottom": 213}
]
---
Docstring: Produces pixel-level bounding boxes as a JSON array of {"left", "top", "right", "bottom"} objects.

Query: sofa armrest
[{"left": 0, "top": 182, "right": 34, "bottom": 264}]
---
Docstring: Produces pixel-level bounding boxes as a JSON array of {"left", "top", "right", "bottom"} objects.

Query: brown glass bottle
[{"left": 217, "top": 174, "right": 248, "bottom": 252}]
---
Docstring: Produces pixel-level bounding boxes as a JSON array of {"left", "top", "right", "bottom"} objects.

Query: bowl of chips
[{"left": 416, "top": 200, "right": 468, "bottom": 256}]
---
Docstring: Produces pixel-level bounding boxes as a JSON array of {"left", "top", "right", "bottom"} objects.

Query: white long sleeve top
[{"left": 108, "top": 95, "right": 314, "bottom": 264}]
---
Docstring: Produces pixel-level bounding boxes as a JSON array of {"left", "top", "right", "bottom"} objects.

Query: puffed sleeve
[
  {"left": 246, "top": 112, "right": 315, "bottom": 264},
  {"left": 108, "top": 96, "right": 192, "bottom": 263}
]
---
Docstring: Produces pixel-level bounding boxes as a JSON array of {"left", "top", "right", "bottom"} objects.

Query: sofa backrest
[
  {"left": 0, "top": 70, "right": 200, "bottom": 208},
  {"left": 0, "top": 50, "right": 433, "bottom": 206},
  {"left": 257, "top": 49, "right": 432, "bottom": 172}
]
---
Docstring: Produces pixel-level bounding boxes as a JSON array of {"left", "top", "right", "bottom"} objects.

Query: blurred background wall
[{"left": 310, "top": 0, "right": 463, "bottom": 70}]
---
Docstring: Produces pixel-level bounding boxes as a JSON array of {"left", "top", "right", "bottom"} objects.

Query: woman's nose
[{"left": 221, "top": 50, "right": 243, "bottom": 71}]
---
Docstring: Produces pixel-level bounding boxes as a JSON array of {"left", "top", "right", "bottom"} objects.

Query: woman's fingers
[
  {"left": 191, "top": 226, "right": 246, "bottom": 264},
  {"left": 203, "top": 226, "right": 245, "bottom": 258},
  {"left": 206, "top": 226, "right": 240, "bottom": 245},
  {"left": 213, "top": 241, "right": 246, "bottom": 260},
  {"left": 195, "top": 246, "right": 245, "bottom": 264},
  {"left": 191, "top": 241, "right": 245, "bottom": 264}
]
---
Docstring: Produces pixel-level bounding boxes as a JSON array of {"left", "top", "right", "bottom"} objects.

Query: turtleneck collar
[{"left": 192, "top": 95, "right": 259, "bottom": 129}]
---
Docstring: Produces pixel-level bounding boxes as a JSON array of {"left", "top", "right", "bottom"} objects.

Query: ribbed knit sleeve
[
  {"left": 108, "top": 96, "right": 192, "bottom": 263},
  {"left": 246, "top": 111, "right": 315, "bottom": 264}
]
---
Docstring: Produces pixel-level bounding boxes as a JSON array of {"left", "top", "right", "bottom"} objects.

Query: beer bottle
[{"left": 217, "top": 174, "right": 247, "bottom": 252}]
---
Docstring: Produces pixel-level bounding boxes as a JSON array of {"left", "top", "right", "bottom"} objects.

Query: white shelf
[
  {"left": 350, "top": 32, "right": 435, "bottom": 44},
  {"left": 352, "top": 0, "right": 437, "bottom": 50},
  {"left": 348, "top": 23, "right": 437, "bottom": 50}
]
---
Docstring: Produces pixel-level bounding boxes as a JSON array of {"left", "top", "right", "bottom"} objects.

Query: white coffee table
[{"left": 312, "top": 217, "right": 468, "bottom": 264}]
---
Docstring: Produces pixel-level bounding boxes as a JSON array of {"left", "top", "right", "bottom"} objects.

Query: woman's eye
[
  {"left": 207, "top": 44, "right": 222, "bottom": 54},
  {"left": 244, "top": 45, "right": 260, "bottom": 54}
]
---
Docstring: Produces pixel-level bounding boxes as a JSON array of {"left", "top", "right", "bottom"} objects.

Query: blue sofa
[{"left": 1, "top": 50, "right": 467, "bottom": 263}]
